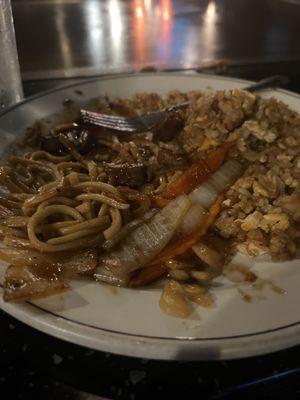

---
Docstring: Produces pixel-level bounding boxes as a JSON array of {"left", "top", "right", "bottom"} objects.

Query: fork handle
[{"left": 244, "top": 75, "right": 289, "bottom": 92}]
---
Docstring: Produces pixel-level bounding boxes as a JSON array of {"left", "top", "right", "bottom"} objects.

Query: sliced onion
[
  {"left": 189, "top": 160, "right": 242, "bottom": 210},
  {"left": 192, "top": 242, "right": 224, "bottom": 268},
  {"left": 93, "top": 264, "right": 128, "bottom": 286},
  {"left": 102, "top": 209, "right": 157, "bottom": 250},
  {"left": 3, "top": 264, "right": 69, "bottom": 302},
  {"left": 60, "top": 249, "right": 98, "bottom": 276},
  {"left": 209, "top": 159, "right": 241, "bottom": 192},
  {"left": 189, "top": 181, "right": 219, "bottom": 209},
  {"left": 183, "top": 284, "right": 214, "bottom": 307},
  {"left": 0, "top": 247, "right": 56, "bottom": 267},
  {"left": 181, "top": 160, "right": 243, "bottom": 235},
  {"left": 159, "top": 280, "right": 191, "bottom": 318},
  {"left": 181, "top": 203, "right": 207, "bottom": 236},
  {"left": 0, "top": 247, "right": 98, "bottom": 277},
  {"left": 95, "top": 194, "right": 191, "bottom": 284}
]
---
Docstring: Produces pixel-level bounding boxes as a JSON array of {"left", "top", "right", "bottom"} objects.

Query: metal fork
[{"left": 80, "top": 75, "right": 288, "bottom": 133}]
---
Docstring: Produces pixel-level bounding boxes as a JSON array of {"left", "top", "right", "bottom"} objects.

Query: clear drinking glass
[{"left": 0, "top": 0, "right": 23, "bottom": 110}]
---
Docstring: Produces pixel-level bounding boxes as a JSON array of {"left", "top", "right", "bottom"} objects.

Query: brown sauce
[
  {"left": 28, "top": 264, "right": 61, "bottom": 281},
  {"left": 238, "top": 288, "right": 253, "bottom": 303},
  {"left": 225, "top": 263, "right": 285, "bottom": 300},
  {"left": 224, "top": 263, "right": 258, "bottom": 283},
  {"left": 253, "top": 278, "right": 286, "bottom": 295},
  {"left": 270, "top": 283, "right": 286, "bottom": 295}
]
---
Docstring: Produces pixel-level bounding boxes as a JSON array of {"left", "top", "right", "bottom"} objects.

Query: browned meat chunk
[
  {"left": 154, "top": 111, "right": 185, "bottom": 141},
  {"left": 105, "top": 163, "right": 147, "bottom": 187}
]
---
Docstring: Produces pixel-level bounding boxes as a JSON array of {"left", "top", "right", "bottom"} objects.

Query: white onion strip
[
  {"left": 95, "top": 194, "right": 191, "bottom": 284},
  {"left": 181, "top": 159, "right": 243, "bottom": 236}
]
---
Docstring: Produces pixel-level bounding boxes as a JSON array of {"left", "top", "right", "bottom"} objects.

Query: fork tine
[
  {"left": 80, "top": 109, "right": 160, "bottom": 132},
  {"left": 83, "top": 116, "right": 138, "bottom": 130},
  {"left": 83, "top": 114, "right": 133, "bottom": 126},
  {"left": 81, "top": 109, "right": 130, "bottom": 124},
  {"left": 86, "top": 119, "right": 138, "bottom": 132},
  {"left": 81, "top": 110, "right": 141, "bottom": 131},
  {"left": 81, "top": 116, "right": 139, "bottom": 131},
  {"left": 88, "top": 114, "right": 130, "bottom": 124},
  {"left": 81, "top": 110, "right": 149, "bottom": 132}
]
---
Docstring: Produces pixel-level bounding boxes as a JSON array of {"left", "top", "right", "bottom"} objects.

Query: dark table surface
[
  {"left": 2, "top": 0, "right": 300, "bottom": 398},
  {"left": 2, "top": 305, "right": 300, "bottom": 400}
]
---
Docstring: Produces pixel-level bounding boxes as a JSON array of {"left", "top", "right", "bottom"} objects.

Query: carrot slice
[
  {"left": 205, "top": 141, "right": 235, "bottom": 171},
  {"left": 151, "top": 195, "right": 171, "bottom": 208},
  {"left": 130, "top": 193, "right": 225, "bottom": 287},
  {"left": 156, "top": 142, "right": 234, "bottom": 203},
  {"left": 129, "top": 263, "right": 167, "bottom": 288},
  {"left": 161, "top": 159, "right": 210, "bottom": 200}
]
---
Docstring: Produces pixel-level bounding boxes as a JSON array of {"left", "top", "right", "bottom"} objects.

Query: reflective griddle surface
[{"left": 12, "top": 0, "right": 300, "bottom": 80}]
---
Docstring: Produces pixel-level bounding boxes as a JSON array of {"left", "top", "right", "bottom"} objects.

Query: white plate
[{"left": 1, "top": 73, "right": 300, "bottom": 360}]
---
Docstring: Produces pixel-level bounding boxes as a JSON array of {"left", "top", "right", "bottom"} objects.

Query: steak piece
[{"left": 105, "top": 163, "right": 147, "bottom": 187}]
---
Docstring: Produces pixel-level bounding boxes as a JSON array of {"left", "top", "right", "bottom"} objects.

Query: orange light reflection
[
  {"left": 133, "top": 0, "right": 146, "bottom": 63},
  {"left": 160, "top": 0, "right": 173, "bottom": 61},
  {"left": 133, "top": 0, "right": 173, "bottom": 65}
]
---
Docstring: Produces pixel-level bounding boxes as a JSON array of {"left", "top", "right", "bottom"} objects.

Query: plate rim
[
  {"left": 1, "top": 72, "right": 300, "bottom": 360},
  {"left": 2, "top": 72, "right": 300, "bottom": 119},
  {"left": 2, "top": 295, "right": 300, "bottom": 360}
]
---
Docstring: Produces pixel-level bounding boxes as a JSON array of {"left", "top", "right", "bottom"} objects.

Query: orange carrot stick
[
  {"left": 151, "top": 195, "right": 171, "bottom": 208},
  {"left": 155, "top": 142, "right": 234, "bottom": 203},
  {"left": 205, "top": 141, "right": 235, "bottom": 171},
  {"left": 161, "top": 159, "right": 210, "bottom": 200},
  {"left": 129, "top": 263, "right": 167, "bottom": 288}
]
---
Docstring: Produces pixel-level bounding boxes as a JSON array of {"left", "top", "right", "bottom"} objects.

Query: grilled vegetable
[{"left": 95, "top": 194, "right": 191, "bottom": 285}]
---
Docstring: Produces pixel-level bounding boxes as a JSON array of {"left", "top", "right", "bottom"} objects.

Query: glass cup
[{"left": 0, "top": 0, "right": 23, "bottom": 110}]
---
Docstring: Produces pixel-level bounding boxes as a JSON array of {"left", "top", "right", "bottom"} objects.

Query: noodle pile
[{"left": 0, "top": 149, "right": 129, "bottom": 253}]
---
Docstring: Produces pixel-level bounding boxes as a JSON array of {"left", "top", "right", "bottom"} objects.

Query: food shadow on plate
[{"left": 31, "top": 285, "right": 89, "bottom": 313}]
